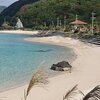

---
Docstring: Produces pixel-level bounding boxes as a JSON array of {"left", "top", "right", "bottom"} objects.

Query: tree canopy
[{"left": 0, "top": 0, "right": 100, "bottom": 28}]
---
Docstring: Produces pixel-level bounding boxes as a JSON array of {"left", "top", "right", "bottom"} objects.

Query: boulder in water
[{"left": 51, "top": 61, "right": 72, "bottom": 71}]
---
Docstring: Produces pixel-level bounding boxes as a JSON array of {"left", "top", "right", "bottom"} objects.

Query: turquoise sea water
[{"left": 0, "top": 33, "right": 75, "bottom": 92}]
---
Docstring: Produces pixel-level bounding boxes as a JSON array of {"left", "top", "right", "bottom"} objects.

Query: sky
[{"left": 0, "top": 0, "right": 18, "bottom": 6}]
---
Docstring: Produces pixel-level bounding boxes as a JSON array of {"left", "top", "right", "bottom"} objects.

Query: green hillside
[
  {"left": 0, "top": 0, "right": 100, "bottom": 28},
  {"left": 0, "top": 6, "right": 6, "bottom": 13},
  {"left": 0, "top": 0, "right": 39, "bottom": 26}
]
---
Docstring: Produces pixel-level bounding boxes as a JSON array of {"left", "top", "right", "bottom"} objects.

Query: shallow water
[{"left": 0, "top": 33, "right": 76, "bottom": 91}]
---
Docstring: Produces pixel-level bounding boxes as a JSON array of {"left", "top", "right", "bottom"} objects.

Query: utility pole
[
  {"left": 59, "top": 20, "right": 62, "bottom": 26},
  {"left": 52, "top": 21, "right": 54, "bottom": 26},
  {"left": 75, "top": 14, "right": 78, "bottom": 28},
  {"left": 51, "top": 21, "right": 54, "bottom": 30},
  {"left": 44, "top": 22, "right": 47, "bottom": 28},
  {"left": 57, "top": 17, "right": 59, "bottom": 27},
  {"left": 64, "top": 16, "right": 66, "bottom": 29},
  {"left": 91, "top": 12, "right": 96, "bottom": 34},
  {"left": 76, "top": 14, "right": 78, "bottom": 21}
]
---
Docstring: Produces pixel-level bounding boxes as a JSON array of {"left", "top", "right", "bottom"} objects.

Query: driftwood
[{"left": 83, "top": 85, "right": 100, "bottom": 100}]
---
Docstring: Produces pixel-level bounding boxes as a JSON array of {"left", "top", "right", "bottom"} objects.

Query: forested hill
[
  {"left": 0, "top": 0, "right": 100, "bottom": 28},
  {"left": 0, "top": 6, "right": 6, "bottom": 13},
  {"left": 0, "top": 0, "right": 39, "bottom": 25}
]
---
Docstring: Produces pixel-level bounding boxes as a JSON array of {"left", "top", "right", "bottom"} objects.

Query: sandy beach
[
  {"left": 0, "top": 31, "right": 100, "bottom": 100},
  {"left": 0, "top": 30, "right": 39, "bottom": 35}
]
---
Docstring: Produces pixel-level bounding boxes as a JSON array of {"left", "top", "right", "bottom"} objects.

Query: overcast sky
[{"left": 0, "top": 0, "right": 18, "bottom": 6}]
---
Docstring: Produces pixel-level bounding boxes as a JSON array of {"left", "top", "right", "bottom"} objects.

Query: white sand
[
  {"left": 0, "top": 30, "right": 39, "bottom": 35},
  {"left": 0, "top": 32, "right": 100, "bottom": 100}
]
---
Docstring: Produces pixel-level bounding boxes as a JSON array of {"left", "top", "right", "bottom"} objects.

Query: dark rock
[
  {"left": 83, "top": 85, "right": 100, "bottom": 100},
  {"left": 51, "top": 61, "right": 72, "bottom": 71}
]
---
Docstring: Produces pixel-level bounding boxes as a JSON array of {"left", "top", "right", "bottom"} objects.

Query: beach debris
[
  {"left": 37, "top": 30, "right": 51, "bottom": 37},
  {"left": 51, "top": 61, "right": 72, "bottom": 72},
  {"left": 83, "top": 85, "right": 100, "bottom": 100}
]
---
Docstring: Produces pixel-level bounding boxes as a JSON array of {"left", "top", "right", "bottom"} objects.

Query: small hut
[{"left": 70, "top": 20, "right": 87, "bottom": 25}]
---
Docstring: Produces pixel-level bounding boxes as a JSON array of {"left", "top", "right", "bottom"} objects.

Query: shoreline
[
  {"left": 0, "top": 30, "right": 39, "bottom": 35},
  {"left": 0, "top": 31, "right": 100, "bottom": 100}
]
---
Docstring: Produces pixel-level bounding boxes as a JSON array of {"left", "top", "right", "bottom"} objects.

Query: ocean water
[{"left": 0, "top": 33, "right": 76, "bottom": 91}]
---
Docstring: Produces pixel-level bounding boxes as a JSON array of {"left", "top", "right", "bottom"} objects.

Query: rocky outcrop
[{"left": 51, "top": 61, "right": 72, "bottom": 71}]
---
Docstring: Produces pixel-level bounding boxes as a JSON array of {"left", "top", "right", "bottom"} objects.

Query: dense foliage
[{"left": 0, "top": 0, "right": 100, "bottom": 28}]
